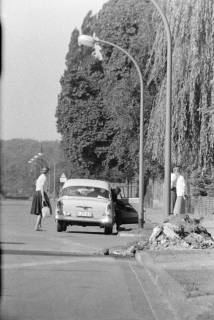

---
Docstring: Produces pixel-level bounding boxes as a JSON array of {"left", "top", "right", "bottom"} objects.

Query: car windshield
[{"left": 61, "top": 186, "right": 110, "bottom": 199}]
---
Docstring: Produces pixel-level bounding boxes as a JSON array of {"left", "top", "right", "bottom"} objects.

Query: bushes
[{"left": 190, "top": 169, "right": 214, "bottom": 197}]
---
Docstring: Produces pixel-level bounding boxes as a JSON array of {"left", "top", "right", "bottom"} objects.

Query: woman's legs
[{"left": 35, "top": 215, "right": 42, "bottom": 230}]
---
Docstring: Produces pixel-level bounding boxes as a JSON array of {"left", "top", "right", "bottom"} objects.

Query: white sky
[{"left": 1, "top": 0, "right": 107, "bottom": 141}]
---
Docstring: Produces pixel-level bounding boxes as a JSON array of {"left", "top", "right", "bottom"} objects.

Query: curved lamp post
[
  {"left": 28, "top": 155, "right": 42, "bottom": 181},
  {"left": 78, "top": 34, "right": 145, "bottom": 228},
  {"left": 150, "top": 0, "right": 172, "bottom": 217}
]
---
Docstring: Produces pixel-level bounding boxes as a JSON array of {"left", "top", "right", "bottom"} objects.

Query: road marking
[{"left": 128, "top": 261, "right": 160, "bottom": 320}]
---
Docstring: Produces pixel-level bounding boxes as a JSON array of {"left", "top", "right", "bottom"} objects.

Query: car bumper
[{"left": 55, "top": 214, "right": 113, "bottom": 227}]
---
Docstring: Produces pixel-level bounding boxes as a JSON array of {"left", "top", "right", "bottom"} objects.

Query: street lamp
[
  {"left": 28, "top": 155, "right": 42, "bottom": 181},
  {"left": 149, "top": 0, "right": 172, "bottom": 217},
  {"left": 78, "top": 34, "right": 145, "bottom": 228}
]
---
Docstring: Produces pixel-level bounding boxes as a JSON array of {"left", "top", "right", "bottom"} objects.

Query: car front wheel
[{"left": 104, "top": 225, "right": 113, "bottom": 235}]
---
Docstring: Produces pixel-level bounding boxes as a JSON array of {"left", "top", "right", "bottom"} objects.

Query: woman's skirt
[
  {"left": 173, "top": 196, "right": 185, "bottom": 215},
  {"left": 30, "top": 191, "right": 51, "bottom": 216}
]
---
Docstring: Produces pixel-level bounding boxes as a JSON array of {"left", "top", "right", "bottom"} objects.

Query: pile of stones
[
  {"left": 104, "top": 215, "right": 214, "bottom": 257},
  {"left": 138, "top": 215, "right": 214, "bottom": 250}
]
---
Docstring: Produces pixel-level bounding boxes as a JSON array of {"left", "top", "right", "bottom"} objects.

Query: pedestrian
[
  {"left": 173, "top": 166, "right": 187, "bottom": 215},
  {"left": 111, "top": 187, "right": 124, "bottom": 232},
  {"left": 111, "top": 187, "right": 121, "bottom": 203},
  {"left": 171, "top": 166, "right": 179, "bottom": 214},
  {"left": 30, "top": 167, "right": 52, "bottom": 231}
]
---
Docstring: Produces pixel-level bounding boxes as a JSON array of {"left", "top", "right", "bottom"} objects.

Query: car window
[{"left": 60, "top": 186, "right": 110, "bottom": 199}]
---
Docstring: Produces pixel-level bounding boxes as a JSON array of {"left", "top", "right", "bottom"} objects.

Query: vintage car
[{"left": 55, "top": 179, "right": 115, "bottom": 234}]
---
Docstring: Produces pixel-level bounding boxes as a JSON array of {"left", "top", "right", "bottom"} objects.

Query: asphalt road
[{"left": 0, "top": 200, "right": 174, "bottom": 320}]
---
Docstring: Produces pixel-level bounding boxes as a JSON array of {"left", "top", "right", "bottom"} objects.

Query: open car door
[{"left": 116, "top": 198, "right": 138, "bottom": 225}]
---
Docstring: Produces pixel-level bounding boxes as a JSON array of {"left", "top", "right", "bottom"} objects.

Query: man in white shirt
[
  {"left": 171, "top": 167, "right": 179, "bottom": 213},
  {"left": 173, "top": 167, "right": 187, "bottom": 215}
]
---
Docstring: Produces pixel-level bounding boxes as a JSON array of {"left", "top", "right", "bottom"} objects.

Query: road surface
[{"left": 0, "top": 200, "right": 174, "bottom": 320}]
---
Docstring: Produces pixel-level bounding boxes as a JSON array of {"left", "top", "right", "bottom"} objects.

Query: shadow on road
[
  {"left": 67, "top": 230, "right": 118, "bottom": 235},
  {"left": 2, "top": 249, "right": 102, "bottom": 257},
  {"left": 0, "top": 242, "right": 25, "bottom": 245}
]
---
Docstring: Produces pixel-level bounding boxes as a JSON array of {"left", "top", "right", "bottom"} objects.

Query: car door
[{"left": 116, "top": 198, "right": 138, "bottom": 225}]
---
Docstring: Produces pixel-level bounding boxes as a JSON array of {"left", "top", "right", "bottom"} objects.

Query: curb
[
  {"left": 2, "top": 248, "right": 105, "bottom": 257},
  {"left": 135, "top": 250, "right": 201, "bottom": 320}
]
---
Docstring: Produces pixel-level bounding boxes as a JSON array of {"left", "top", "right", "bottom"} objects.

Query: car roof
[{"left": 62, "top": 179, "right": 110, "bottom": 190}]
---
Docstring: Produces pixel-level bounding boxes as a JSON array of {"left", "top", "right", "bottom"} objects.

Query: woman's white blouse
[{"left": 36, "top": 174, "right": 47, "bottom": 192}]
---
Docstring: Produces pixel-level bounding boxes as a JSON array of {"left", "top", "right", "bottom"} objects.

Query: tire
[
  {"left": 104, "top": 225, "right": 113, "bottom": 235},
  {"left": 57, "top": 221, "right": 63, "bottom": 232}
]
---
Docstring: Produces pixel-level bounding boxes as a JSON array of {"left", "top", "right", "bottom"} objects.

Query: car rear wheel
[
  {"left": 104, "top": 225, "right": 113, "bottom": 235},
  {"left": 57, "top": 221, "right": 64, "bottom": 232}
]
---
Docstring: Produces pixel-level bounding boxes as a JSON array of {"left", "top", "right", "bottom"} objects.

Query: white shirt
[
  {"left": 176, "top": 175, "right": 186, "bottom": 196},
  {"left": 171, "top": 173, "right": 178, "bottom": 189},
  {"left": 36, "top": 174, "right": 47, "bottom": 192}
]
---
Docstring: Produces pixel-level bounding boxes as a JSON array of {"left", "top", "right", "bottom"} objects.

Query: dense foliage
[
  {"left": 146, "top": 0, "right": 214, "bottom": 172},
  {"left": 56, "top": 0, "right": 214, "bottom": 183},
  {"left": 56, "top": 0, "right": 155, "bottom": 181}
]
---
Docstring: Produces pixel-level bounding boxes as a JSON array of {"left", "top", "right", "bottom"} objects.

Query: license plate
[{"left": 77, "top": 211, "right": 93, "bottom": 217}]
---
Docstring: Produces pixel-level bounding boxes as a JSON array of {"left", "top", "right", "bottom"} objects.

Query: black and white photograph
[{"left": 1, "top": 0, "right": 214, "bottom": 319}]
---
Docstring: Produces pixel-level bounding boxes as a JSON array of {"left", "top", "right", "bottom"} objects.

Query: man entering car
[{"left": 111, "top": 187, "right": 126, "bottom": 232}]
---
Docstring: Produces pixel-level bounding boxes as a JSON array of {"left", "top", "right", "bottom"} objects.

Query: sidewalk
[
  {"left": 136, "top": 249, "right": 214, "bottom": 320},
  {"left": 124, "top": 207, "right": 214, "bottom": 320}
]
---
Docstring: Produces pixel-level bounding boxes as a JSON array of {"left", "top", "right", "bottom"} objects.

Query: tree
[
  {"left": 145, "top": 0, "right": 214, "bottom": 173},
  {"left": 56, "top": 0, "right": 154, "bottom": 181}
]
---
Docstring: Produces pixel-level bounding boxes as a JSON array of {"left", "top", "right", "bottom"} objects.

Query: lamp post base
[{"left": 138, "top": 218, "right": 145, "bottom": 229}]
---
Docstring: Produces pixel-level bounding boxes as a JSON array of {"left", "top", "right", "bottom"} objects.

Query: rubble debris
[
  {"left": 103, "top": 248, "right": 109, "bottom": 255},
  {"left": 104, "top": 215, "right": 214, "bottom": 257},
  {"left": 107, "top": 245, "right": 136, "bottom": 257},
  {"left": 144, "top": 215, "right": 214, "bottom": 250}
]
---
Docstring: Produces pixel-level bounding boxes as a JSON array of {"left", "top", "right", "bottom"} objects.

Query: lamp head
[{"left": 78, "top": 35, "right": 95, "bottom": 47}]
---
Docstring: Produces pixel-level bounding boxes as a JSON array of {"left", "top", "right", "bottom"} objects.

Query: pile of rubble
[
  {"left": 104, "top": 215, "right": 214, "bottom": 257},
  {"left": 139, "top": 215, "right": 214, "bottom": 250}
]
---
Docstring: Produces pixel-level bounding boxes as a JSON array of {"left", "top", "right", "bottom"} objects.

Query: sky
[{"left": 1, "top": 0, "right": 108, "bottom": 141}]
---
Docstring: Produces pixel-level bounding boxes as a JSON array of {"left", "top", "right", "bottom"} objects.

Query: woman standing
[
  {"left": 30, "top": 167, "right": 52, "bottom": 230},
  {"left": 173, "top": 167, "right": 187, "bottom": 215}
]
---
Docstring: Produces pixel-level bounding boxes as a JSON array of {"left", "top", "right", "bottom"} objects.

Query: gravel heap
[
  {"left": 104, "top": 215, "right": 214, "bottom": 257},
  {"left": 140, "top": 215, "right": 214, "bottom": 250}
]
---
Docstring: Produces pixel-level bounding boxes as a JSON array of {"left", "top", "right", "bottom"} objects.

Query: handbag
[{"left": 42, "top": 206, "right": 51, "bottom": 218}]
